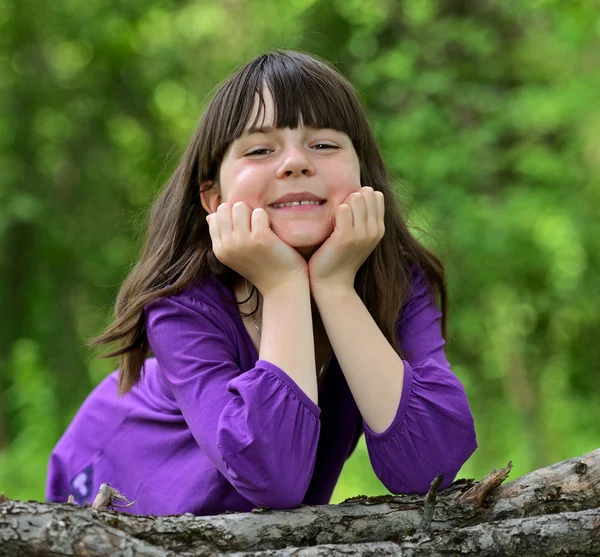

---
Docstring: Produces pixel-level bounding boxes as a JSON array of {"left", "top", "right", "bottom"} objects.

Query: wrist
[
  {"left": 261, "top": 273, "right": 310, "bottom": 300},
  {"left": 311, "top": 281, "right": 356, "bottom": 304}
]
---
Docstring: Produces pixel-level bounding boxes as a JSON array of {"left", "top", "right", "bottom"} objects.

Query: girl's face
[{"left": 207, "top": 90, "right": 362, "bottom": 258}]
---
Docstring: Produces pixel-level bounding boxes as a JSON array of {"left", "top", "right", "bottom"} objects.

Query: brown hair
[{"left": 92, "top": 50, "right": 448, "bottom": 394}]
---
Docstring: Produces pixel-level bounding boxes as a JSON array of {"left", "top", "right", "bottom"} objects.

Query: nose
[{"left": 276, "top": 145, "right": 315, "bottom": 179}]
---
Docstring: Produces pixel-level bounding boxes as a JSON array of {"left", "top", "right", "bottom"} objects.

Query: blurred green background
[{"left": 1, "top": 0, "right": 599, "bottom": 505}]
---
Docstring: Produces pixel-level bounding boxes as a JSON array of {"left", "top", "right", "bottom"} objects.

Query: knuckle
[
  {"left": 212, "top": 245, "right": 225, "bottom": 260},
  {"left": 233, "top": 201, "right": 248, "bottom": 214},
  {"left": 220, "top": 243, "right": 233, "bottom": 257},
  {"left": 368, "top": 224, "right": 379, "bottom": 237},
  {"left": 347, "top": 234, "right": 361, "bottom": 246},
  {"left": 253, "top": 232, "right": 269, "bottom": 248},
  {"left": 232, "top": 234, "right": 246, "bottom": 248}
]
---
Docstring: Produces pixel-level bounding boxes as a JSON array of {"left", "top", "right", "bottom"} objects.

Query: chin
[
  {"left": 273, "top": 223, "right": 332, "bottom": 248},
  {"left": 277, "top": 233, "right": 328, "bottom": 250}
]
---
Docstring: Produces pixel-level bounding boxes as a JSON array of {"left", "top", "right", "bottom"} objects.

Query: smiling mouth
[{"left": 269, "top": 200, "right": 326, "bottom": 209}]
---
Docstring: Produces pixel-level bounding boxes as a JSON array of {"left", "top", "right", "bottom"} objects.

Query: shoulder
[
  {"left": 396, "top": 263, "right": 446, "bottom": 361},
  {"left": 144, "top": 275, "right": 240, "bottom": 332},
  {"left": 143, "top": 276, "right": 250, "bottom": 372},
  {"left": 404, "top": 263, "right": 435, "bottom": 305},
  {"left": 398, "top": 262, "right": 442, "bottom": 327}
]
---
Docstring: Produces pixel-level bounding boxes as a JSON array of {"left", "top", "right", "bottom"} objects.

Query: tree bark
[{"left": 1, "top": 449, "right": 599, "bottom": 556}]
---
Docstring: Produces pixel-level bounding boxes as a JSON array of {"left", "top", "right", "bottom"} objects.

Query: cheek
[
  {"left": 220, "top": 166, "right": 264, "bottom": 206},
  {"left": 328, "top": 176, "right": 362, "bottom": 205},
  {"left": 326, "top": 156, "right": 362, "bottom": 203}
]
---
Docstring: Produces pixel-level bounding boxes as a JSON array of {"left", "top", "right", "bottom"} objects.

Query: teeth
[{"left": 272, "top": 200, "right": 323, "bottom": 208}]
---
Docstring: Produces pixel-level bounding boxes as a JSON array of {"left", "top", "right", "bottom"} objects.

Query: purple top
[{"left": 46, "top": 266, "right": 477, "bottom": 516}]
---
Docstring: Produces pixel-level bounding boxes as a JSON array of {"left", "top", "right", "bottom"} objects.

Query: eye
[
  {"left": 312, "top": 143, "right": 339, "bottom": 150},
  {"left": 245, "top": 148, "right": 272, "bottom": 156}
]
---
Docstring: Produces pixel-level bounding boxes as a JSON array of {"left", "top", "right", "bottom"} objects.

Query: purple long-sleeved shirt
[{"left": 46, "top": 266, "right": 477, "bottom": 516}]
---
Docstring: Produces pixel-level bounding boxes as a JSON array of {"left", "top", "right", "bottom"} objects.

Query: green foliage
[
  {"left": 1, "top": 0, "right": 599, "bottom": 505},
  {"left": 0, "top": 340, "right": 59, "bottom": 500}
]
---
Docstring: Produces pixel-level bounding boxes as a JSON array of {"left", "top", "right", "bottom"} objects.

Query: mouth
[{"left": 268, "top": 200, "right": 326, "bottom": 209}]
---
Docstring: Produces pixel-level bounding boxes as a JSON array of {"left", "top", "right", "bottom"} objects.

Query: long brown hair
[{"left": 92, "top": 50, "right": 448, "bottom": 394}]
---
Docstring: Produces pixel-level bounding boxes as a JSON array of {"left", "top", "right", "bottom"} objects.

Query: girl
[{"left": 46, "top": 50, "right": 477, "bottom": 516}]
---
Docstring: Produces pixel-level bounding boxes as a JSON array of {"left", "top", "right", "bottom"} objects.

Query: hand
[
  {"left": 207, "top": 202, "right": 308, "bottom": 295},
  {"left": 308, "top": 186, "right": 385, "bottom": 293}
]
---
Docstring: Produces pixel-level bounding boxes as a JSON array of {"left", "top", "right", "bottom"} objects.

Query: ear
[{"left": 200, "top": 181, "right": 222, "bottom": 214}]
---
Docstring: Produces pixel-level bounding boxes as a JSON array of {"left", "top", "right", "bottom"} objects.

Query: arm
[
  {"left": 259, "top": 277, "right": 318, "bottom": 404},
  {"left": 312, "top": 266, "right": 477, "bottom": 494},
  {"left": 311, "top": 285, "right": 404, "bottom": 434},
  {"left": 145, "top": 287, "right": 320, "bottom": 508}
]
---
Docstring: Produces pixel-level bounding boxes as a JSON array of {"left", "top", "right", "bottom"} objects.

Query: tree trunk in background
[
  {"left": 2, "top": 449, "right": 599, "bottom": 556},
  {"left": 2, "top": 0, "right": 93, "bottom": 441},
  {"left": 0, "top": 222, "right": 37, "bottom": 445}
]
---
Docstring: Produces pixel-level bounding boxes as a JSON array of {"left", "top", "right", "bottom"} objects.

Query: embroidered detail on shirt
[{"left": 69, "top": 465, "right": 93, "bottom": 505}]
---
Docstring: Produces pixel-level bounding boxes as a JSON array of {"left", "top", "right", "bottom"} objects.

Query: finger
[
  {"left": 251, "top": 207, "right": 270, "bottom": 234},
  {"left": 206, "top": 212, "right": 221, "bottom": 245},
  {"left": 216, "top": 202, "right": 233, "bottom": 246},
  {"left": 360, "top": 186, "right": 378, "bottom": 230},
  {"left": 333, "top": 203, "right": 353, "bottom": 236},
  {"left": 347, "top": 191, "right": 367, "bottom": 235},
  {"left": 375, "top": 191, "right": 385, "bottom": 232},
  {"left": 232, "top": 201, "right": 251, "bottom": 239}
]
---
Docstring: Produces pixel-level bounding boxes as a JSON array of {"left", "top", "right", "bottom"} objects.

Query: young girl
[{"left": 46, "top": 50, "right": 477, "bottom": 516}]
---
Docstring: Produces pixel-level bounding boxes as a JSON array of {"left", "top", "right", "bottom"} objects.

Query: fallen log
[
  {"left": 1, "top": 448, "right": 599, "bottom": 556},
  {"left": 225, "top": 510, "right": 600, "bottom": 556}
]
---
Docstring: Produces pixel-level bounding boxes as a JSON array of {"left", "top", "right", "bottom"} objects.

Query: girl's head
[
  {"left": 197, "top": 51, "right": 385, "bottom": 257},
  {"left": 94, "top": 50, "right": 447, "bottom": 393}
]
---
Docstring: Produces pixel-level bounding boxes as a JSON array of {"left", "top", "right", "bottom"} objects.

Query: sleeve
[
  {"left": 144, "top": 291, "right": 321, "bottom": 509},
  {"left": 362, "top": 265, "right": 477, "bottom": 494}
]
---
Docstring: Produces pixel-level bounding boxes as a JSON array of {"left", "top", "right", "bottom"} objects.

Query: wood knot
[
  {"left": 574, "top": 461, "right": 588, "bottom": 476},
  {"left": 534, "top": 486, "right": 562, "bottom": 501}
]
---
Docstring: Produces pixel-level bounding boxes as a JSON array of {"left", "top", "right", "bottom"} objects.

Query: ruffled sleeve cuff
[
  {"left": 363, "top": 358, "right": 477, "bottom": 494},
  {"left": 216, "top": 360, "right": 321, "bottom": 508},
  {"left": 255, "top": 360, "right": 321, "bottom": 418}
]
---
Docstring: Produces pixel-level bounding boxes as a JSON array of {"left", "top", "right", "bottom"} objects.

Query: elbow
[
  {"left": 379, "top": 469, "right": 436, "bottom": 496},
  {"left": 46, "top": 450, "right": 70, "bottom": 503},
  {"left": 221, "top": 453, "right": 313, "bottom": 509},
  {"left": 251, "top": 487, "right": 306, "bottom": 510},
  {"left": 435, "top": 427, "right": 479, "bottom": 490},
  {"left": 375, "top": 431, "right": 479, "bottom": 496},
  {"left": 232, "top": 472, "right": 309, "bottom": 509},
  {"left": 380, "top": 465, "right": 457, "bottom": 496}
]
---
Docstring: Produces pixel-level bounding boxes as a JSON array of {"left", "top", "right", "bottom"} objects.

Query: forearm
[
  {"left": 260, "top": 278, "right": 318, "bottom": 404},
  {"left": 312, "top": 286, "right": 404, "bottom": 433}
]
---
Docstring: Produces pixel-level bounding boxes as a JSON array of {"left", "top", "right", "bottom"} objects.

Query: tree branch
[{"left": 1, "top": 448, "right": 599, "bottom": 556}]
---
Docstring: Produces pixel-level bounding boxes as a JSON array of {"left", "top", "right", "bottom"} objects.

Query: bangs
[
  {"left": 246, "top": 64, "right": 362, "bottom": 140},
  {"left": 205, "top": 51, "right": 365, "bottom": 178}
]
